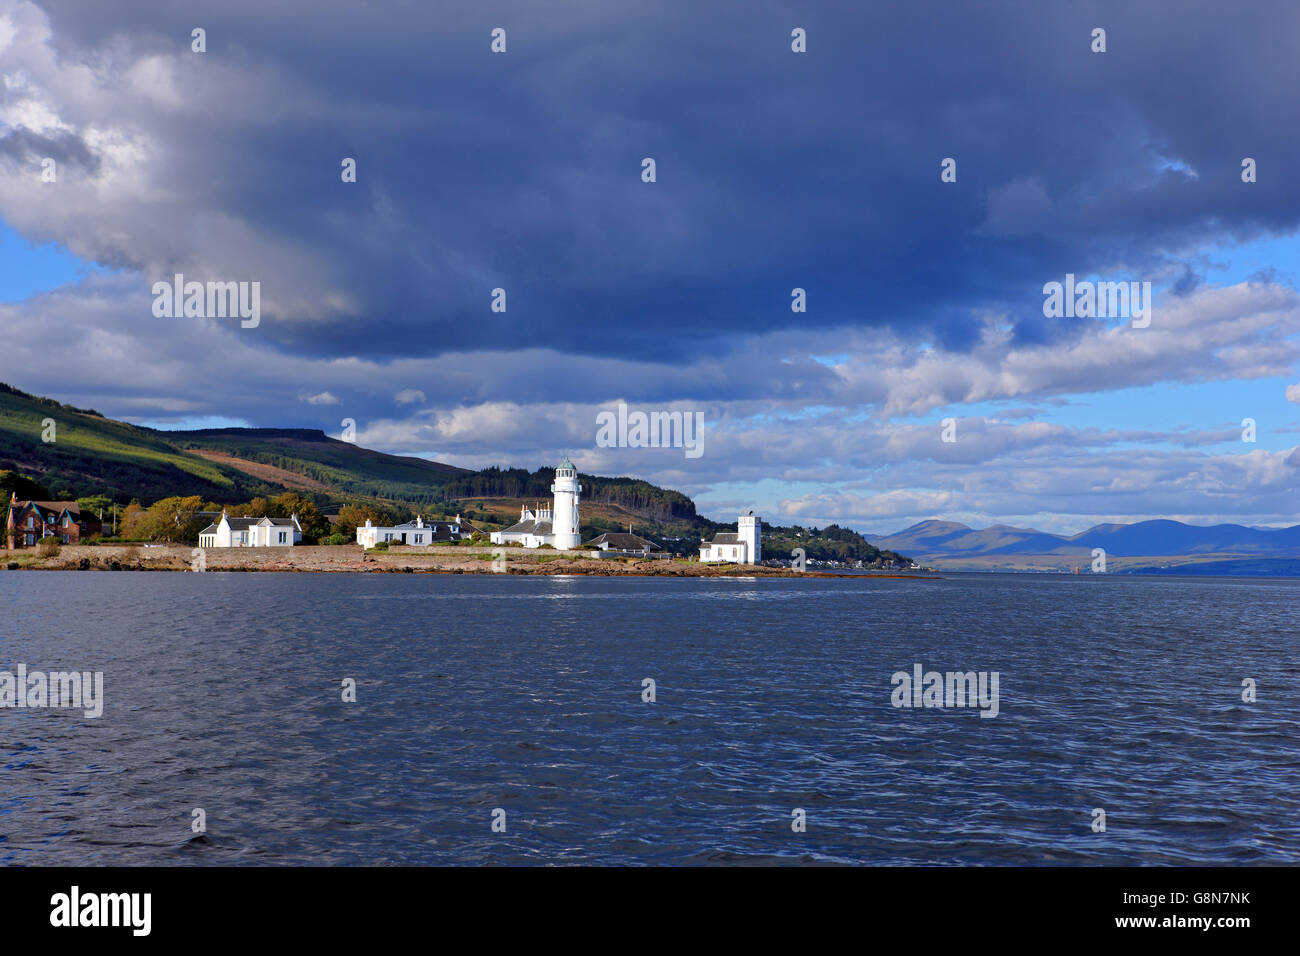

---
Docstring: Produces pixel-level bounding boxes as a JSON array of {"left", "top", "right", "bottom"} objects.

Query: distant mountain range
[{"left": 867, "top": 519, "right": 1300, "bottom": 575}]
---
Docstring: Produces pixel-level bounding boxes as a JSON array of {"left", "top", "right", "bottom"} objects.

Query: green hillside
[
  {"left": 0, "top": 382, "right": 465, "bottom": 504},
  {"left": 0, "top": 384, "right": 256, "bottom": 501}
]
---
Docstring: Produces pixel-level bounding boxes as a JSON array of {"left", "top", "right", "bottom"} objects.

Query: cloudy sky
[{"left": 1, "top": 0, "right": 1299, "bottom": 533}]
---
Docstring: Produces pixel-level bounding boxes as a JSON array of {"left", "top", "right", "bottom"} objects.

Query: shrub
[{"left": 36, "top": 537, "right": 60, "bottom": 558}]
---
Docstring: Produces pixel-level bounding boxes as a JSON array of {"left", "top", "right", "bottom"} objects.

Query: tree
[
  {"left": 121, "top": 496, "right": 207, "bottom": 542},
  {"left": 333, "top": 504, "right": 383, "bottom": 537},
  {"left": 77, "top": 494, "right": 114, "bottom": 517},
  {"left": 0, "top": 470, "right": 51, "bottom": 501},
  {"left": 241, "top": 496, "right": 273, "bottom": 518},
  {"left": 268, "top": 492, "right": 328, "bottom": 542}
]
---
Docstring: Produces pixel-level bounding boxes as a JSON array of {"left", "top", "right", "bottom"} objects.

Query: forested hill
[{"left": 442, "top": 466, "right": 698, "bottom": 522}]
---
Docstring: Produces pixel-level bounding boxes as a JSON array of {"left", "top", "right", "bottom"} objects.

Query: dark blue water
[{"left": 2, "top": 571, "right": 1298, "bottom": 865}]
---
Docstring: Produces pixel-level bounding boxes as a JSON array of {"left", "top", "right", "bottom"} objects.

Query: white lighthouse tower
[
  {"left": 550, "top": 456, "right": 582, "bottom": 549},
  {"left": 738, "top": 513, "right": 761, "bottom": 563}
]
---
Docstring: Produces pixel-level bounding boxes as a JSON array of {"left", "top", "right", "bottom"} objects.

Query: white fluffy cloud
[{"left": 301, "top": 391, "right": 339, "bottom": 405}]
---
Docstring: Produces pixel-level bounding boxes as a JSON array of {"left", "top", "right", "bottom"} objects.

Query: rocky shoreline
[{"left": 3, "top": 543, "right": 929, "bottom": 579}]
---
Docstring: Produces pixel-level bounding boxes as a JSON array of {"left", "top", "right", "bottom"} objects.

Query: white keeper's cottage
[
  {"left": 198, "top": 512, "right": 302, "bottom": 548},
  {"left": 699, "top": 513, "right": 761, "bottom": 564},
  {"left": 356, "top": 515, "right": 473, "bottom": 549}
]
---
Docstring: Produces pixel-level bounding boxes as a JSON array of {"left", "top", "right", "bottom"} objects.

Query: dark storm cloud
[
  {"left": 13, "top": 0, "right": 1300, "bottom": 365},
  {"left": 0, "top": 126, "right": 98, "bottom": 174}
]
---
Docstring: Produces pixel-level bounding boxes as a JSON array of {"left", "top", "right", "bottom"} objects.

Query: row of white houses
[
  {"left": 194, "top": 452, "right": 762, "bottom": 564},
  {"left": 196, "top": 506, "right": 762, "bottom": 564}
]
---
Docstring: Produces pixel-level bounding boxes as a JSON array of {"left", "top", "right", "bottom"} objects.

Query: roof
[
  {"left": 557, "top": 455, "right": 576, "bottom": 471},
  {"left": 212, "top": 516, "right": 293, "bottom": 530},
  {"left": 364, "top": 517, "right": 470, "bottom": 539},
  {"left": 705, "top": 533, "right": 741, "bottom": 545},
  {"left": 499, "top": 519, "right": 553, "bottom": 535},
  {"left": 587, "top": 532, "right": 662, "bottom": 551},
  {"left": 388, "top": 522, "right": 462, "bottom": 541},
  {"left": 390, "top": 517, "right": 456, "bottom": 530},
  {"left": 10, "top": 500, "right": 83, "bottom": 515}
]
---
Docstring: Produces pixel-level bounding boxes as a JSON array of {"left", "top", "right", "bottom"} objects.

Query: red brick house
[{"left": 6, "top": 495, "right": 104, "bottom": 549}]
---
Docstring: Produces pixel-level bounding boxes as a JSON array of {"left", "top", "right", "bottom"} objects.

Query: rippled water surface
[{"left": 3, "top": 571, "right": 1298, "bottom": 865}]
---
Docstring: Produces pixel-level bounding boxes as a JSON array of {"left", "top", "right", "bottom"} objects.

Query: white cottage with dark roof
[
  {"left": 699, "top": 513, "right": 761, "bottom": 564},
  {"left": 356, "top": 515, "right": 472, "bottom": 549},
  {"left": 198, "top": 512, "right": 302, "bottom": 548},
  {"left": 585, "top": 531, "right": 663, "bottom": 553},
  {"left": 490, "top": 502, "right": 554, "bottom": 548}
]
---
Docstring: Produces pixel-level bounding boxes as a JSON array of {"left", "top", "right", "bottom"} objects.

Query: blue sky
[
  {"left": 0, "top": 220, "right": 97, "bottom": 300},
  {"left": 1, "top": 0, "right": 1298, "bottom": 533}
]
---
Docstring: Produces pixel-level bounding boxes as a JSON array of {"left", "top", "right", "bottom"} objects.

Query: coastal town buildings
[
  {"left": 5, "top": 495, "right": 103, "bottom": 549},
  {"left": 699, "top": 513, "right": 762, "bottom": 564},
  {"left": 198, "top": 512, "right": 302, "bottom": 548}
]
